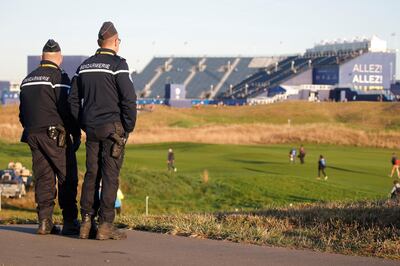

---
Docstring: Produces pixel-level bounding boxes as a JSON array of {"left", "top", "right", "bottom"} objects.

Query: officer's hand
[
  {"left": 123, "top": 132, "right": 129, "bottom": 143},
  {"left": 73, "top": 135, "right": 81, "bottom": 151}
]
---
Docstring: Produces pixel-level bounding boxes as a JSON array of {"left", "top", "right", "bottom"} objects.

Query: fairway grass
[{"left": 0, "top": 141, "right": 396, "bottom": 215}]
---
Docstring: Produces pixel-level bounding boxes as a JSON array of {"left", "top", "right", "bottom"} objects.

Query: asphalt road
[{"left": 0, "top": 225, "right": 398, "bottom": 266}]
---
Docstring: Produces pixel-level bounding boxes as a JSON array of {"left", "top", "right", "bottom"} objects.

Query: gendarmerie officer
[
  {"left": 68, "top": 22, "right": 137, "bottom": 240},
  {"left": 19, "top": 39, "right": 81, "bottom": 235}
]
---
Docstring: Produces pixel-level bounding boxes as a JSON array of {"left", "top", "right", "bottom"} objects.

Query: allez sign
[
  {"left": 340, "top": 52, "right": 395, "bottom": 91},
  {"left": 352, "top": 64, "right": 384, "bottom": 90}
]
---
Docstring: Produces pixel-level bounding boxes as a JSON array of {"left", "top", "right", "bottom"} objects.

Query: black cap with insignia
[
  {"left": 98, "top": 21, "right": 118, "bottom": 41},
  {"left": 42, "top": 39, "right": 61, "bottom": 53}
]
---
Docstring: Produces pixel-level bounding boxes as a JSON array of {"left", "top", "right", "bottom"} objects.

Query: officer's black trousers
[
  {"left": 80, "top": 123, "right": 124, "bottom": 223},
  {"left": 27, "top": 132, "right": 78, "bottom": 221}
]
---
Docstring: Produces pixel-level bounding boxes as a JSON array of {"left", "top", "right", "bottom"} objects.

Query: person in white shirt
[{"left": 390, "top": 180, "right": 400, "bottom": 200}]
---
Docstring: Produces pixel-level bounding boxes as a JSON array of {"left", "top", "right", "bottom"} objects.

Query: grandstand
[
  {"left": 27, "top": 55, "right": 88, "bottom": 79},
  {"left": 224, "top": 54, "right": 348, "bottom": 99},
  {"left": 131, "top": 56, "right": 283, "bottom": 99},
  {"left": 132, "top": 36, "right": 396, "bottom": 103},
  {"left": 0, "top": 81, "right": 20, "bottom": 105},
  {"left": 223, "top": 36, "right": 396, "bottom": 101}
]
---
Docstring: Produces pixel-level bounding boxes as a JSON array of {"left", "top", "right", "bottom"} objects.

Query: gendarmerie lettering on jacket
[
  {"left": 79, "top": 63, "right": 111, "bottom": 71},
  {"left": 22, "top": 75, "right": 50, "bottom": 82},
  {"left": 19, "top": 60, "right": 79, "bottom": 136},
  {"left": 69, "top": 48, "right": 137, "bottom": 133},
  {"left": 21, "top": 74, "right": 71, "bottom": 89}
]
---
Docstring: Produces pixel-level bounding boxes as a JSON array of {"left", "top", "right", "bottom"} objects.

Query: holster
[
  {"left": 47, "top": 125, "right": 66, "bottom": 147},
  {"left": 109, "top": 122, "right": 126, "bottom": 159}
]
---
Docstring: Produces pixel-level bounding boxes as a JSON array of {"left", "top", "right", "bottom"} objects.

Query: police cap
[
  {"left": 98, "top": 21, "right": 118, "bottom": 40},
  {"left": 42, "top": 39, "right": 61, "bottom": 53}
]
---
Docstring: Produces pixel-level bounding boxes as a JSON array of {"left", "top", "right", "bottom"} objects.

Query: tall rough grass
[
  {"left": 2, "top": 103, "right": 400, "bottom": 148},
  {"left": 130, "top": 124, "right": 400, "bottom": 148},
  {"left": 3, "top": 122, "right": 400, "bottom": 148},
  {"left": 1, "top": 193, "right": 398, "bottom": 258},
  {"left": 115, "top": 201, "right": 400, "bottom": 259}
]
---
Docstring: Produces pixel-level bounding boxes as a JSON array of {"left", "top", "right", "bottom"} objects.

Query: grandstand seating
[
  {"left": 186, "top": 57, "right": 235, "bottom": 98},
  {"left": 130, "top": 37, "right": 394, "bottom": 102},
  {"left": 132, "top": 57, "right": 169, "bottom": 96},
  {"left": 131, "top": 49, "right": 366, "bottom": 100},
  {"left": 148, "top": 58, "right": 201, "bottom": 98},
  {"left": 223, "top": 58, "right": 259, "bottom": 92},
  {"left": 132, "top": 57, "right": 262, "bottom": 99},
  {"left": 222, "top": 52, "right": 364, "bottom": 99}
]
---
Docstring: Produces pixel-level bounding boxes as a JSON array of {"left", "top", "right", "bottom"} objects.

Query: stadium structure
[
  {"left": 0, "top": 56, "right": 89, "bottom": 106},
  {"left": 132, "top": 56, "right": 284, "bottom": 99},
  {"left": 7, "top": 36, "right": 396, "bottom": 107},
  {"left": 132, "top": 36, "right": 397, "bottom": 105},
  {"left": 0, "top": 81, "right": 21, "bottom": 105},
  {"left": 27, "top": 55, "right": 89, "bottom": 80}
]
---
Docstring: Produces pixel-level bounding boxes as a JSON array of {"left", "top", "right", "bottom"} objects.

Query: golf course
[
  {"left": 0, "top": 141, "right": 395, "bottom": 214},
  {"left": 0, "top": 103, "right": 399, "bottom": 259}
]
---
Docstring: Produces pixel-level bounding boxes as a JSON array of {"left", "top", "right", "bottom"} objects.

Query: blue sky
[{"left": 0, "top": 0, "right": 399, "bottom": 81}]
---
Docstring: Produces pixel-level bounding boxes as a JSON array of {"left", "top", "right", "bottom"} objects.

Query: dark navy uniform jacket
[
  {"left": 68, "top": 48, "right": 137, "bottom": 133},
  {"left": 19, "top": 60, "right": 79, "bottom": 136}
]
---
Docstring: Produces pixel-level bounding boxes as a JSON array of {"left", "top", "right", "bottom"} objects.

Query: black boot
[
  {"left": 37, "top": 219, "right": 60, "bottom": 235},
  {"left": 79, "top": 214, "right": 97, "bottom": 239},
  {"left": 96, "top": 222, "right": 127, "bottom": 240},
  {"left": 62, "top": 219, "right": 80, "bottom": 235}
]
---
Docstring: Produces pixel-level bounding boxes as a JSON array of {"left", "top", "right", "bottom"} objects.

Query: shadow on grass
[
  {"left": 243, "top": 167, "right": 280, "bottom": 175},
  {"left": 0, "top": 144, "right": 31, "bottom": 158},
  {"left": 3, "top": 203, "right": 36, "bottom": 213},
  {"left": 287, "top": 195, "right": 320, "bottom": 203},
  {"left": 219, "top": 201, "right": 400, "bottom": 228},
  {"left": 231, "top": 159, "right": 284, "bottom": 165},
  {"left": 327, "top": 165, "right": 379, "bottom": 177}
]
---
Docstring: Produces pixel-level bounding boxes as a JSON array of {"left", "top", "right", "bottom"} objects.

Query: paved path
[{"left": 0, "top": 225, "right": 397, "bottom": 266}]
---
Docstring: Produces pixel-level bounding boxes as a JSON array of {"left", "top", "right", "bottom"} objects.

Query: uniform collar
[
  {"left": 40, "top": 60, "right": 60, "bottom": 69},
  {"left": 96, "top": 48, "right": 116, "bottom": 56}
]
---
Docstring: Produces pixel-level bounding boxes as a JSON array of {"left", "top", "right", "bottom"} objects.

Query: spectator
[
  {"left": 318, "top": 155, "right": 328, "bottom": 180},
  {"left": 298, "top": 145, "right": 306, "bottom": 164},
  {"left": 99, "top": 183, "right": 124, "bottom": 215},
  {"left": 390, "top": 180, "right": 400, "bottom": 201},
  {"left": 389, "top": 153, "right": 400, "bottom": 178},
  {"left": 115, "top": 188, "right": 124, "bottom": 215},
  {"left": 167, "top": 148, "right": 177, "bottom": 172},
  {"left": 289, "top": 148, "right": 297, "bottom": 164}
]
